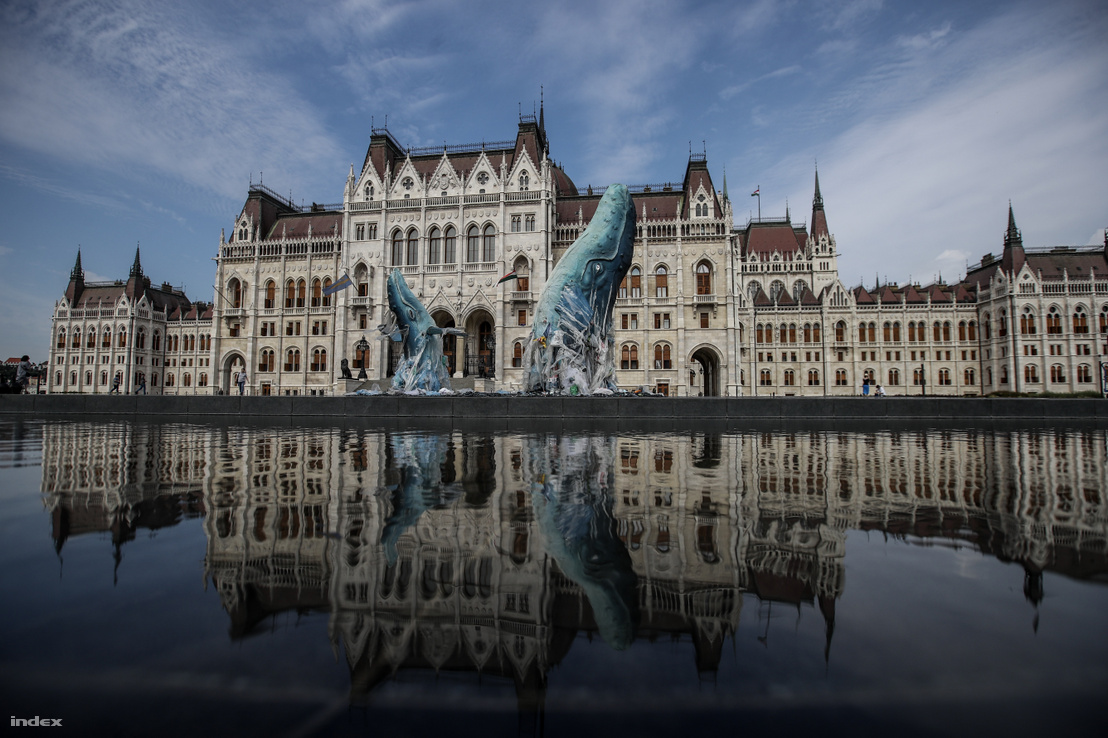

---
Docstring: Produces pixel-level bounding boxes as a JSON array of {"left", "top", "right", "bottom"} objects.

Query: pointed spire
[
  {"left": 129, "top": 245, "right": 143, "bottom": 279},
  {"left": 810, "top": 165, "right": 829, "bottom": 238},
  {"left": 722, "top": 166, "right": 729, "bottom": 200},
  {"left": 539, "top": 85, "right": 545, "bottom": 134},
  {"left": 1004, "top": 201, "right": 1022, "bottom": 248},
  {"left": 71, "top": 248, "right": 84, "bottom": 281}
]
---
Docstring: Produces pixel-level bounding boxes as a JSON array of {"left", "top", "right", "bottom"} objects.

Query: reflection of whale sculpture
[
  {"left": 526, "top": 434, "right": 639, "bottom": 650},
  {"left": 380, "top": 432, "right": 459, "bottom": 566},
  {"left": 380, "top": 269, "right": 462, "bottom": 392},
  {"left": 524, "top": 184, "right": 635, "bottom": 394}
]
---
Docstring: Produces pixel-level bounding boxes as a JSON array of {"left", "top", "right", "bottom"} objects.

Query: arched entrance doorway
[
  {"left": 432, "top": 310, "right": 458, "bottom": 376},
  {"left": 222, "top": 352, "right": 246, "bottom": 395},
  {"left": 690, "top": 347, "right": 721, "bottom": 396},
  {"left": 463, "top": 310, "right": 496, "bottom": 378}
]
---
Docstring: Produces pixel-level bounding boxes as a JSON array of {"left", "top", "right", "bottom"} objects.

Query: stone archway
[
  {"left": 432, "top": 309, "right": 458, "bottom": 376},
  {"left": 690, "top": 346, "right": 721, "bottom": 397},
  {"left": 463, "top": 309, "right": 496, "bottom": 378},
  {"left": 222, "top": 352, "right": 246, "bottom": 395}
]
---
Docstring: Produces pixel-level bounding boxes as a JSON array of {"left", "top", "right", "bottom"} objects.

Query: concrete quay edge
[{"left": 2, "top": 394, "right": 1104, "bottom": 425}]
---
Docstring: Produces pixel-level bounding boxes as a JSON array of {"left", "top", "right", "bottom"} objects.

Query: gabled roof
[
  {"left": 681, "top": 155, "right": 722, "bottom": 219},
  {"left": 799, "top": 287, "right": 822, "bottom": 306},
  {"left": 742, "top": 220, "right": 807, "bottom": 257},
  {"left": 263, "top": 211, "right": 342, "bottom": 241},
  {"left": 853, "top": 286, "right": 876, "bottom": 304}
]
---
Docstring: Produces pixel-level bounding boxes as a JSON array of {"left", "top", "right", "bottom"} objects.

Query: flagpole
[{"left": 751, "top": 185, "right": 761, "bottom": 221}]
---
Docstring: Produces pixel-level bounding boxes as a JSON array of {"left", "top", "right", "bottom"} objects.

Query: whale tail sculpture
[
  {"left": 524, "top": 184, "right": 635, "bottom": 395},
  {"left": 380, "top": 269, "right": 464, "bottom": 392}
]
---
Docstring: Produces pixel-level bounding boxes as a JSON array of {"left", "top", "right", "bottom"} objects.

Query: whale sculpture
[
  {"left": 525, "top": 433, "right": 639, "bottom": 649},
  {"left": 380, "top": 269, "right": 463, "bottom": 392},
  {"left": 524, "top": 184, "right": 635, "bottom": 394},
  {"left": 379, "top": 432, "right": 460, "bottom": 566}
]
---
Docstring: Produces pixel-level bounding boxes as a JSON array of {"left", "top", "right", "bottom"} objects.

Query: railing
[
  {"left": 406, "top": 140, "right": 514, "bottom": 156},
  {"left": 465, "top": 355, "right": 496, "bottom": 379},
  {"left": 505, "top": 191, "right": 541, "bottom": 202},
  {"left": 400, "top": 266, "right": 418, "bottom": 275},
  {"left": 221, "top": 244, "right": 256, "bottom": 259},
  {"left": 425, "top": 195, "right": 460, "bottom": 207},
  {"left": 576, "top": 183, "right": 678, "bottom": 196},
  {"left": 223, "top": 308, "right": 244, "bottom": 318},
  {"left": 248, "top": 184, "right": 341, "bottom": 212},
  {"left": 464, "top": 193, "right": 500, "bottom": 205},
  {"left": 348, "top": 200, "right": 383, "bottom": 211},
  {"left": 511, "top": 291, "right": 531, "bottom": 301},
  {"left": 463, "top": 262, "right": 496, "bottom": 272},
  {"left": 694, "top": 294, "right": 716, "bottom": 304},
  {"left": 349, "top": 296, "right": 370, "bottom": 306}
]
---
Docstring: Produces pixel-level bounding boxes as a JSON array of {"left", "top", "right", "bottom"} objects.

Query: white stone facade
[{"left": 50, "top": 110, "right": 1108, "bottom": 396}]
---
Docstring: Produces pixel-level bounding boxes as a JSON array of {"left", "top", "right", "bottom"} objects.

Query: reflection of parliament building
[
  {"left": 40, "top": 423, "right": 1108, "bottom": 704},
  {"left": 47, "top": 105, "right": 1108, "bottom": 396}
]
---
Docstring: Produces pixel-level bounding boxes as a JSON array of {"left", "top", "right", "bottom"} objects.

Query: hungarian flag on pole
[
  {"left": 497, "top": 270, "right": 518, "bottom": 285},
  {"left": 323, "top": 273, "right": 354, "bottom": 296},
  {"left": 751, "top": 188, "right": 760, "bottom": 196}
]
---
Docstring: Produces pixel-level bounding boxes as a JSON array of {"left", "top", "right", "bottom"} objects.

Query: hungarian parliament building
[{"left": 48, "top": 107, "right": 1108, "bottom": 396}]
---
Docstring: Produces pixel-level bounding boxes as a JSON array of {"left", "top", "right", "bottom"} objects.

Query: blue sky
[{"left": 2, "top": 0, "right": 1106, "bottom": 361}]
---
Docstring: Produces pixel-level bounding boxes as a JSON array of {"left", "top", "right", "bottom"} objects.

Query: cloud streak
[{"left": 0, "top": 0, "right": 344, "bottom": 202}]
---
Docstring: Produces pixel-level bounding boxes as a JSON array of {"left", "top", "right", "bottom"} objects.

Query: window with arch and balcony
[
  {"left": 650, "top": 266, "right": 666, "bottom": 298},
  {"left": 1020, "top": 308, "right": 1036, "bottom": 335},
  {"left": 1073, "top": 307, "right": 1089, "bottom": 334},
  {"left": 482, "top": 224, "right": 496, "bottom": 262},
  {"left": 285, "top": 349, "right": 300, "bottom": 372},
  {"left": 696, "top": 263, "right": 712, "bottom": 295},
  {"left": 392, "top": 231, "right": 405, "bottom": 266},
  {"left": 311, "top": 349, "right": 328, "bottom": 372},
  {"left": 428, "top": 227, "right": 441, "bottom": 264},
  {"left": 620, "top": 344, "right": 639, "bottom": 370},
  {"left": 228, "top": 278, "right": 243, "bottom": 309},
  {"left": 259, "top": 349, "right": 275, "bottom": 373},
  {"left": 466, "top": 226, "right": 480, "bottom": 262},
  {"left": 654, "top": 344, "right": 671, "bottom": 369}
]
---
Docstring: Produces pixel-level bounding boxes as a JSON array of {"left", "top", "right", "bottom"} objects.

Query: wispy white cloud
[
  {"left": 788, "top": 4, "right": 1108, "bottom": 285},
  {"left": 0, "top": 0, "right": 345, "bottom": 202},
  {"left": 720, "top": 66, "right": 803, "bottom": 101},
  {"left": 897, "top": 23, "right": 952, "bottom": 51}
]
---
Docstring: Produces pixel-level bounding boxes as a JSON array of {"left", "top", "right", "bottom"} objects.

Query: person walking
[
  {"left": 15, "top": 355, "right": 32, "bottom": 393},
  {"left": 236, "top": 370, "right": 247, "bottom": 396},
  {"left": 110, "top": 373, "right": 121, "bottom": 394},
  {"left": 135, "top": 374, "right": 146, "bottom": 395}
]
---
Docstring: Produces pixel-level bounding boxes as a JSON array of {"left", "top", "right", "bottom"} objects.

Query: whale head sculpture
[
  {"left": 524, "top": 183, "right": 636, "bottom": 394},
  {"left": 381, "top": 268, "right": 454, "bottom": 392}
]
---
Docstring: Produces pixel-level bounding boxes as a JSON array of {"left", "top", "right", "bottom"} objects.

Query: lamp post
[{"left": 355, "top": 335, "right": 369, "bottom": 380}]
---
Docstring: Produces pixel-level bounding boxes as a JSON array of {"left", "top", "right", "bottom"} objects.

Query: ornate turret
[
  {"left": 1000, "top": 203, "right": 1026, "bottom": 275},
  {"left": 125, "top": 245, "right": 147, "bottom": 300},
  {"left": 811, "top": 167, "right": 829, "bottom": 239},
  {"left": 64, "top": 249, "right": 85, "bottom": 304}
]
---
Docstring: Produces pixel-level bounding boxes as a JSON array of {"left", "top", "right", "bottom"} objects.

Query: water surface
[{"left": 1, "top": 418, "right": 1105, "bottom": 737}]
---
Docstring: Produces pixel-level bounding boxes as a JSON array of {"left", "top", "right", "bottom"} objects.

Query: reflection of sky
[{"left": 3, "top": 420, "right": 1107, "bottom": 735}]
